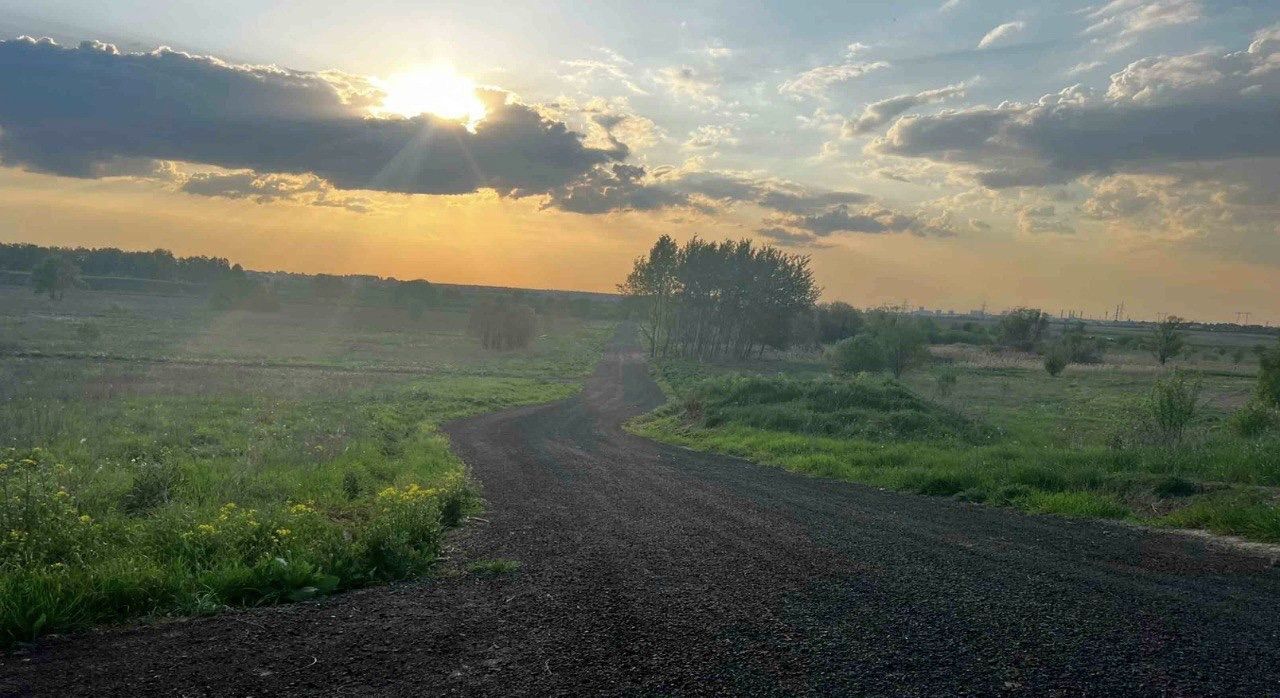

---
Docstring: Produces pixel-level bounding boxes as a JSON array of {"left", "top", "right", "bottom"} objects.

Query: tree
[
  {"left": 996, "top": 308, "right": 1049, "bottom": 351},
  {"left": 618, "top": 236, "right": 818, "bottom": 361},
  {"left": 815, "top": 302, "right": 863, "bottom": 343},
  {"left": 311, "top": 274, "right": 349, "bottom": 300},
  {"left": 877, "top": 317, "right": 929, "bottom": 379},
  {"left": 619, "top": 235, "right": 679, "bottom": 357},
  {"left": 31, "top": 256, "right": 82, "bottom": 300},
  {"left": 1150, "top": 315, "right": 1187, "bottom": 365}
]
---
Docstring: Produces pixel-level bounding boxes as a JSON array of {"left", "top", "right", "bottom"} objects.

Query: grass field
[
  {"left": 0, "top": 286, "right": 612, "bottom": 645},
  {"left": 632, "top": 339, "right": 1280, "bottom": 544}
]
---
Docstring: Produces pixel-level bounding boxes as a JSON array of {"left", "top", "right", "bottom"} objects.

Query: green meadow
[{"left": 0, "top": 286, "right": 611, "bottom": 645}]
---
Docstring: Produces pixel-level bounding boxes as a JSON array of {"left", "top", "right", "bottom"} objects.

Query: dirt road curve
[{"left": 4, "top": 329, "right": 1280, "bottom": 696}]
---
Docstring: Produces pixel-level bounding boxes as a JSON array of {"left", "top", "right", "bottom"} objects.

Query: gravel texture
[{"left": 2, "top": 328, "right": 1279, "bottom": 696}]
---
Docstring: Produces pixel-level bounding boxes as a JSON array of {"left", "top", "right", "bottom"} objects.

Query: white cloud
[
  {"left": 978, "top": 21, "right": 1026, "bottom": 49},
  {"left": 1083, "top": 0, "right": 1201, "bottom": 40}
]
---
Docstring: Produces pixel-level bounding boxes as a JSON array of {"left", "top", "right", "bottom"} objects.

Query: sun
[{"left": 375, "top": 65, "right": 487, "bottom": 129}]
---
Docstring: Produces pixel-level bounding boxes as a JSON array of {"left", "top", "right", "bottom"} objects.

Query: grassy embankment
[
  {"left": 631, "top": 350, "right": 1280, "bottom": 543},
  {"left": 0, "top": 287, "right": 612, "bottom": 645}
]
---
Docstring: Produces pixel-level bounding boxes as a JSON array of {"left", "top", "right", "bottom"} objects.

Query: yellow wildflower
[{"left": 275, "top": 528, "right": 291, "bottom": 537}]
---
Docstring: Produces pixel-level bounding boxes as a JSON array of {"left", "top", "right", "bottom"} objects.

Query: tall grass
[
  {"left": 632, "top": 372, "right": 1280, "bottom": 543},
  {"left": 0, "top": 374, "right": 579, "bottom": 646}
]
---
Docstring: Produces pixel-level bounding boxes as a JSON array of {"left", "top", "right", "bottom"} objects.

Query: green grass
[
  {"left": 0, "top": 289, "right": 613, "bottom": 646},
  {"left": 632, "top": 357, "right": 1280, "bottom": 544}
]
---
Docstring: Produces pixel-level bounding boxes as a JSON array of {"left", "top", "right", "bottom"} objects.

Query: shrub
[
  {"left": 1148, "top": 371, "right": 1202, "bottom": 443},
  {"left": 1058, "top": 321, "right": 1104, "bottom": 363},
  {"left": 1043, "top": 348, "right": 1068, "bottom": 376},
  {"left": 1228, "top": 401, "right": 1278, "bottom": 439},
  {"left": 828, "top": 335, "right": 885, "bottom": 375},
  {"left": 468, "top": 297, "right": 537, "bottom": 350},
  {"left": 680, "top": 374, "right": 986, "bottom": 443}
]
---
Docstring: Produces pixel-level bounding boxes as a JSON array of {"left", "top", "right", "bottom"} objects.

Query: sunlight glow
[{"left": 375, "top": 65, "right": 487, "bottom": 129}]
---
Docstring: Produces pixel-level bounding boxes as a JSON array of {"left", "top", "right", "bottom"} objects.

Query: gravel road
[{"left": 3, "top": 328, "right": 1279, "bottom": 696}]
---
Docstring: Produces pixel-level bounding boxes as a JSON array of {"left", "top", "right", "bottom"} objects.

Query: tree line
[
  {"left": 620, "top": 236, "right": 819, "bottom": 361},
  {"left": 0, "top": 243, "right": 233, "bottom": 285}
]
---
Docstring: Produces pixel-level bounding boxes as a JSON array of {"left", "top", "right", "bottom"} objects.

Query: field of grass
[
  {"left": 633, "top": 342, "right": 1280, "bottom": 544},
  {"left": 0, "top": 287, "right": 612, "bottom": 645}
]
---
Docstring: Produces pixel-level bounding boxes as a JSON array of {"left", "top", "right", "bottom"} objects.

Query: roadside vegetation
[
  {"left": 623, "top": 235, "right": 1280, "bottom": 545},
  {"left": 0, "top": 257, "right": 614, "bottom": 646}
]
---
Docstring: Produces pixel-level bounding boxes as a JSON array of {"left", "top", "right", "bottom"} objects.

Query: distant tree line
[
  {"left": 0, "top": 243, "right": 233, "bottom": 285},
  {"left": 620, "top": 236, "right": 819, "bottom": 361}
]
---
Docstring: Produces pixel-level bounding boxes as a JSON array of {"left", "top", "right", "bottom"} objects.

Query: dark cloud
[
  {"left": 0, "top": 37, "right": 623, "bottom": 198},
  {"left": 180, "top": 171, "right": 375, "bottom": 212},
  {"left": 871, "top": 28, "right": 1280, "bottom": 187},
  {"left": 544, "top": 163, "right": 690, "bottom": 214}
]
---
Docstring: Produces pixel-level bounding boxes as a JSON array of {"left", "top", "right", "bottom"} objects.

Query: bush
[
  {"left": 828, "top": 335, "right": 885, "bottom": 375},
  {"left": 1148, "top": 372, "right": 1202, "bottom": 443},
  {"left": 996, "top": 308, "right": 1048, "bottom": 351},
  {"left": 1043, "top": 348, "right": 1068, "bottom": 376},
  {"left": 1228, "top": 401, "right": 1278, "bottom": 439},
  {"left": 680, "top": 374, "right": 986, "bottom": 443},
  {"left": 468, "top": 297, "right": 537, "bottom": 350}
]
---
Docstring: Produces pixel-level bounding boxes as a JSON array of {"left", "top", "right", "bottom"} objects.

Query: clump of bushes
[
  {"left": 827, "top": 312, "right": 929, "bottom": 379},
  {"left": 468, "top": 297, "right": 537, "bottom": 350},
  {"left": 1229, "top": 401, "right": 1279, "bottom": 438},
  {"left": 677, "top": 374, "right": 987, "bottom": 443}
]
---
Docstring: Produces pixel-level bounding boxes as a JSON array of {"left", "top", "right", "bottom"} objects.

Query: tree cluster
[
  {"left": 620, "top": 236, "right": 819, "bottom": 361},
  {"left": 468, "top": 297, "right": 537, "bottom": 350},
  {"left": 1, "top": 243, "right": 232, "bottom": 284}
]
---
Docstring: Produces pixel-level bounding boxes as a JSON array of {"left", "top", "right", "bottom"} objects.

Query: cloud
[
  {"left": 683, "top": 124, "right": 739, "bottom": 150},
  {"left": 978, "top": 21, "right": 1026, "bottom": 49},
  {"left": 871, "top": 26, "right": 1280, "bottom": 184},
  {"left": 179, "top": 171, "right": 375, "bottom": 212},
  {"left": 1066, "top": 60, "right": 1105, "bottom": 76},
  {"left": 778, "top": 43, "right": 889, "bottom": 99},
  {"left": 939, "top": 0, "right": 963, "bottom": 12},
  {"left": 868, "top": 25, "right": 1280, "bottom": 260},
  {"left": 1083, "top": 0, "right": 1200, "bottom": 40},
  {"left": 0, "top": 37, "right": 625, "bottom": 204},
  {"left": 844, "top": 83, "right": 967, "bottom": 136},
  {"left": 653, "top": 66, "right": 721, "bottom": 104},
  {"left": 560, "top": 48, "right": 649, "bottom": 95},
  {"left": 1016, "top": 204, "right": 1073, "bottom": 234}
]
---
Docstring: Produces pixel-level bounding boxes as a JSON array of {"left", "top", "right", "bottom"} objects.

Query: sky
[{"left": 1, "top": 0, "right": 1279, "bottom": 322}]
